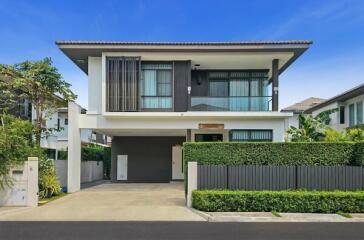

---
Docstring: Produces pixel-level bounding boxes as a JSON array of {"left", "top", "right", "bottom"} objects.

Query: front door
[{"left": 172, "top": 145, "right": 183, "bottom": 180}]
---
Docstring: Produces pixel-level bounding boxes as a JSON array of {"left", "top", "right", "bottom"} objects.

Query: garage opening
[{"left": 111, "top": 136, "right": 185, "bottom": 183}]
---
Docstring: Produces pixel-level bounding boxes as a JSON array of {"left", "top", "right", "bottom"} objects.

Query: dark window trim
[
  {"left": 194, "top": 133, "right": 224, "bottom": 142},
  {"left": 339, "top": 106, "right": 345, "bottom": 124},
  {"left": 205, "top": 70, "right": 271, "bottom": 98},
  {"left": 57, "top": 118, "right": 60, "bottom": 131}
]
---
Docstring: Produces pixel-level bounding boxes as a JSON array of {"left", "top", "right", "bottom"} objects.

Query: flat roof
[
  {"left": 56, "top": 40, "right": 312, "bottom": 74},
  {"left": 305, "top": 83, "right": 364, "bottom": 113}
]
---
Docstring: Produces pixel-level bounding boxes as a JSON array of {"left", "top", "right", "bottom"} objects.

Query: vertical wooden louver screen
[{"left": 106, "top": 57, "right": 141, "bottom": 112}]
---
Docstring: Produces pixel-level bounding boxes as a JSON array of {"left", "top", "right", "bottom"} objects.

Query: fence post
[
  {"left": 27, "top": 157, "right": 38, "bottom": 207},
  {"left": 187, "top": 161, "right": 197, "bottom": 207}
]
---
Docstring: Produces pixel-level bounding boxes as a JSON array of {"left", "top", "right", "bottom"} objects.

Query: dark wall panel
[
  {"left": 173, "top": 61, "right": 190, "bottom": 111},
  {"left": 111, "top": 136, "right": 185, "bottom": 182},
  {"left": 197, "top": 165, "right": 364, "bottom": 191},
  {"left": 191, "top": 70, "right": 208, "bottom": 96}
]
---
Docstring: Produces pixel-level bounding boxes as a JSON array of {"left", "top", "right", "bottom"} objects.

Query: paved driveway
[{"left": 0, "top": 182, "right": 204, "bottom": 221}]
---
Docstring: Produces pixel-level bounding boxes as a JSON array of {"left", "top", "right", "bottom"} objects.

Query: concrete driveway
[{"left": 0, "top": 182, "right": 204, "bottom": 221}]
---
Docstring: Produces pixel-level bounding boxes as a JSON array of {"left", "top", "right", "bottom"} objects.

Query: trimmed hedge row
[
  {"left": 192, "top": 190, "right": 364, "bottom": 213},
  {"left": 184, "top": 142, "right": 364, "bottom": 166},
  {"left": 57, "top": 145, "right": 108, "bottom": 161},
  {"left": 57, "top": 145, "right": 112, "bottom": 179}
]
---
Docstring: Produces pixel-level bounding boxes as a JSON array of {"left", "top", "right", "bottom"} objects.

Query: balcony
[{"left": 190, "top": 96, "right": 272, "bottom": 111}]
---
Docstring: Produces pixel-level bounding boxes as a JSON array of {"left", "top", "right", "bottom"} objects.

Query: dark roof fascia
[
  {"left": 55, "top": 40, "right": 312, "bottom": 46},
  {"left": 305, "top": 84, "right": 364, "bottom": 113}
]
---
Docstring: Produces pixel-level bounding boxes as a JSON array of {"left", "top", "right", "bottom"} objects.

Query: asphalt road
[{"left": 1, "top": 222, "right": 364, "bottom": 240}]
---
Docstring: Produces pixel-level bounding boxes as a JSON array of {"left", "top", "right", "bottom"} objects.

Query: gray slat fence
[{"left": 197, "top": 165, "right": 364, "bottom": 191}]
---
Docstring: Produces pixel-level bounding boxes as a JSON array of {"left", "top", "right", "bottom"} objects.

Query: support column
[
  {"left": 187, "top": 61, "right": 192, "bottom": 111},
  {"left": 272, "top": 59, "right": 279, "bottom": 111},
  {"left": 67, "top": 102, "right": 82, "bottom": 193},
  {"left": 187, "top": 161, "right": 197, "bottom": 207},
  {"left": 186, "top": 129, "right": 192, "bottom": 142},
  {"left": 27, "top": 157, "right": 38, "bottom": 207}
]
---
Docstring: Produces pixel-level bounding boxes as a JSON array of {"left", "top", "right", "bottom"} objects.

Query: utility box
[{"left": 0, "top": 157, "right": 38, "bottom": 207}]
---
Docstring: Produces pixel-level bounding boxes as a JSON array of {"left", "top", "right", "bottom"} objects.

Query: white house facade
[
  {"left": 56, "top": 40, "right": 312, "bottom": 192},
  {"left": 305, "top": 84, "right": 364, "bottom": 132}
]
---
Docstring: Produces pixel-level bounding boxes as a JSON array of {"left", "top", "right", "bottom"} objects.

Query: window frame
[
  {"left": 229, "top": 129, "right": 273, "bottom": 142},
  {"left": 207, "top": 70, "right": 270, "bottom": 98},
  {"left": 140, "top": 62, "right": 174, "bottom": 111}
]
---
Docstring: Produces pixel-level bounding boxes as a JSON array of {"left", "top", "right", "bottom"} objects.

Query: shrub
[
  {"left": 35, "top": 150, "right": 61, "bottom": 199},
  {"left": 57, "top": 150, "right": 67, "bottom": 160},
  {"left": 192, "top": 190, "right": 364, "bottom": 213},
  {"left": 57, "top": 145, "right": 111, "bottom": 179},
  {"left": 81, "top": 145, "right": 104, "bottom": 161},
  {"left": 183, "top": 142, "right": 360, "bottom": 166}
]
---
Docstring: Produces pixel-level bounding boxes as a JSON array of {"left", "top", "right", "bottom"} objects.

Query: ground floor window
[
  {"left": 195, "top": 133, "right": 223, "bottom": 142},
  {"left": 356, "top": 101, "right": 363, "bottom": 125},
  {"left": 229, "top": 130, "right": 273, "bottom": 142},
  {"left": 349, "top": 103, "right": 355, "bottom": 127}
]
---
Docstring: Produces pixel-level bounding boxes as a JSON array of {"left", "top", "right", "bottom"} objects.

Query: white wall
[
  {"left": 54, "top": 160, "right": 104, "bottom": 188},
  {"left": 344, "top": 94, "right": 364, "bottom": 128},
  {"left": 0, "top": 158, "right": 38, "bottom": 207},
  {"left": 88, "top": 57, "right": 102, "bottom": 114},
  {"left": 312, "top": 94, "right": 364, "bottom": 132},
  {"left": 312, "top": 102, "right": 341, "bottom": 131}
]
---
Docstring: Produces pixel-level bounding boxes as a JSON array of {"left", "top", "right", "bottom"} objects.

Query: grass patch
[
  {"left": 337, "top": 211, "right": 352, "bottom": 218},
  {"left": 271, "top": 210, "right": 282, "bottom": 217},
  {"left": 38, "top": 192, "right": 67, "bottom": 206}
]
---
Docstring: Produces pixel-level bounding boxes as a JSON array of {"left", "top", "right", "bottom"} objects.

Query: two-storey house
[{"left": 56, "top": 40, "right": 311, "bottom": 192}]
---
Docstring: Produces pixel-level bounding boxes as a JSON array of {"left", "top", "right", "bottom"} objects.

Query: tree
[
  {"left": 0, "top": 114, "right": 33, "bottom": 189},
  {"left": 0, "top": 58, "right": 77, "bottom": 145},
  {"left": 286, "top": 108, "right": 338, "bottom": 142}
]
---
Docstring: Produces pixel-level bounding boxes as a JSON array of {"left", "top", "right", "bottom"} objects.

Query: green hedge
[
  {"left": 184, "top": 142, "right": 364, "bottom": 166},
  {"left": 192, "top": 190, "right": 364, "bottom": 213}
]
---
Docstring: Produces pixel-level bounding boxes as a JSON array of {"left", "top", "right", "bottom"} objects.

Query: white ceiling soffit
[{"left": 102, "top": 52, "right": 293, "bottom": 70}]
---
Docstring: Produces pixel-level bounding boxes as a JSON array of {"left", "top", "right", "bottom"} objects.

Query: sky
[{"left": 0, "top": 0, "right": 364, "bottom": 109}]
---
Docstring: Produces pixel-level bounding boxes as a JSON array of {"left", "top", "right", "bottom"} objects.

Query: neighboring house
[
  {"left": 56, "top": 40, "right": 312, "bottom": 188},
  {"left": 281, "top": 97, "right": 326, "bottom": 128},
  {"left": 37, "top": 106, "right": 111, "bottom": 159},
  {"left": 305, "top": 83, "right": 364, "bottom": 131},
  {"left": 4, "top": 96, "right": 110, "bottom": 159}
]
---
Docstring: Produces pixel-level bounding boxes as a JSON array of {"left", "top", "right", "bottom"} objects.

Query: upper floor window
[
  {"left": 141, "top": 63, "right": 173, "bottom": 110},
  {"left": 207, "top": 71, "right": 269, "bottom": 111},
  {"left": 64, "top": 118, "right": 68, "bottom": 125}
]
